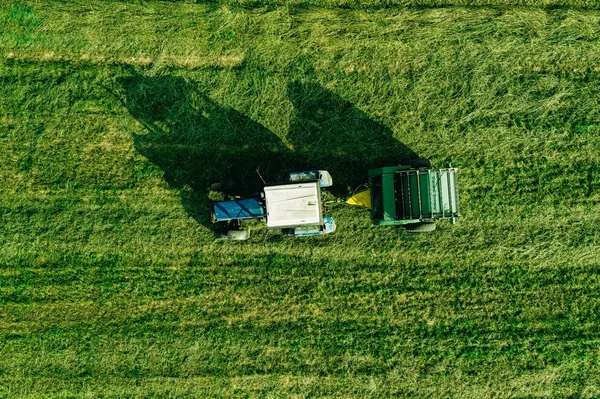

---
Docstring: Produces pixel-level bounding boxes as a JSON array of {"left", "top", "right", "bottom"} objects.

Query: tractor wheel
[
  {"left": 210, "top": 178, "right": 239, "bottom": 192},
  {"left": 404, "top": 222, "right": 436, "bottom": 232},
  {"left": 226, "top": 230, "right": 251, "bottom": 241},
  {"left": 210, "top": 182, "right": 224, "bottom": 191}
]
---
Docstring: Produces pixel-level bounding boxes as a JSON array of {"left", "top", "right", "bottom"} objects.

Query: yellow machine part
[{"left": 346, "top": 188, "right": 371, "bottom": 209}]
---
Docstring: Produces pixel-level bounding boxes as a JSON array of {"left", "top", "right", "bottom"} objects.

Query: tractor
[
  {"left": 211, "top": 163, "right": 459, "bottom": 239},
  {"left": 211, "top": 170, "right": 336, "bottom": 240}
]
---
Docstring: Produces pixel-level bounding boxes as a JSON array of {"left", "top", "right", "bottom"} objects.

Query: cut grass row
[{"left": 111, "top": 0, "right": 600, "bottom": 10}]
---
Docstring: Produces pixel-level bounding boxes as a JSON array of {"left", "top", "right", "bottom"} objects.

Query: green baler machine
[{"left": 368, "top": 165, "right": 459, "bottom": 231}]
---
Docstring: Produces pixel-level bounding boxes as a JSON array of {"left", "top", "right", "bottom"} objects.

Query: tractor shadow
[
  {"left": 119, "top": 71, "right": 420, "bottom": 230},
  {"left": 119, "top": 72, "right": 292, "bottom": 227}
]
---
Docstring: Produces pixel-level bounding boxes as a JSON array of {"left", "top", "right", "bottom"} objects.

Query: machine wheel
[
  {"left": 210, "top": 178, "right": 239, "bottom": 192},
  {"left": 408, "top": 159, "right": 432, "bottom": 169},
  {"left": 404, "top": 222, "right": 436, "bottom": 232},
  {"left": 226, "top": 230, "right": 251, "bottom": 241}
]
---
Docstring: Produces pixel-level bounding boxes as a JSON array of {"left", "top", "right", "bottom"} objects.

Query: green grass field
[{"left": 2, "top": 0, "right": 600, "bottom": 397}]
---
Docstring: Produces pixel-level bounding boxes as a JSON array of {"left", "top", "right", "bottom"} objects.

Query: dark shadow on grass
[
  {"left": 119, "top": 70, "right": 420, "bottom": 229},
  {"left": 119, "top": 71, "right": 292, "bottom": 226},
  {"left": 286, "top": 81, "right": 419, "bottom": 195}
]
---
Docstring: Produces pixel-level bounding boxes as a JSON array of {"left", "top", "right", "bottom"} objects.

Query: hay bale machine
[
  {"left": 211, "top": 164, "right": 459, "bottom": 239},
  {"left": 349, "top": 164, "right": 460, "bottom": 232}
]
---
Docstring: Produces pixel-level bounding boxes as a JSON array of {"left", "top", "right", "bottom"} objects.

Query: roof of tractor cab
[{"left": 264, "top": 182, "right": 323, "bottom": 229}]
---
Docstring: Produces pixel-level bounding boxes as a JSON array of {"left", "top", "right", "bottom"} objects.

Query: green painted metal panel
[
  {"left": 382, "top": 172, "right": 396, "bottom": 221},
  {"left": 419, "top": 173, "right": 432, "bottom": 216},
  {"left": 370, "top": 175, "right": 383, "bottom": 221},
  {"left": 409, "top": 173, "right": 420, "bottom": 219}
]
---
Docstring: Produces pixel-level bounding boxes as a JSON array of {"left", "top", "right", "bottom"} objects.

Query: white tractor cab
[{"left": 212, "top": 170, "right": 336, "bottom": 240}]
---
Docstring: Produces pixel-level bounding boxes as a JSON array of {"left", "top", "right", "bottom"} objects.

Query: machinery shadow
[
  {"left": 118, "top": 70, "right": 420, "bottom": 229},
  {"left": 286, "top": 81, "right": 419, "bottom": 196},
  {"left": 119, "top": 71, "right": 293, "bottom": 227}
]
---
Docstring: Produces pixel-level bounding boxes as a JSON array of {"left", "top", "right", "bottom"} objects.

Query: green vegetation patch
[{"left": 1, "top": 1, "right": 600, "bottom": 397}]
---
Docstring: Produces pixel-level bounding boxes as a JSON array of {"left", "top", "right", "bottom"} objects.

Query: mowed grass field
[{"left": 2, "top": 0, "right": 600, "bottom": 397}]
